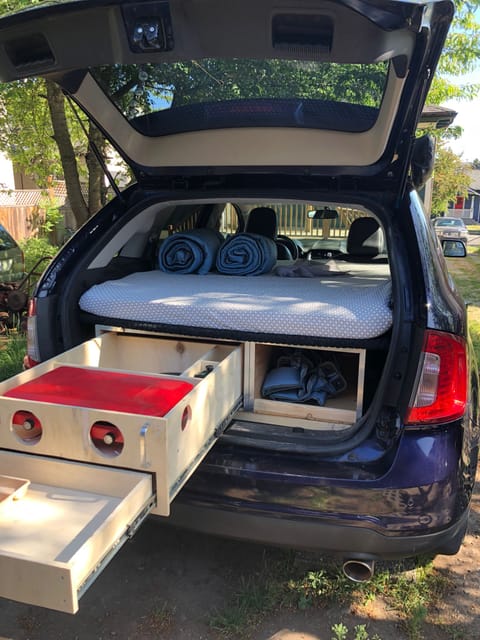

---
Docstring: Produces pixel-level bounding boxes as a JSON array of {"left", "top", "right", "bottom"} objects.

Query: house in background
[
  {"left": 447, "top": 168, "right": 480, "bottom": 222},
  {"left": 0, "top": 152, "right": 74, "bottom": 241}
]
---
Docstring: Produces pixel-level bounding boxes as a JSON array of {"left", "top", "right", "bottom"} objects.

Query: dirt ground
[{"left": 1, "top": 467, "right": 479, "bottom": 640}]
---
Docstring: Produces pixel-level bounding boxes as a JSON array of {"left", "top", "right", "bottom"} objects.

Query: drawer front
[{"left": 0, "top": 451, "right": 153, "bottom": 613}]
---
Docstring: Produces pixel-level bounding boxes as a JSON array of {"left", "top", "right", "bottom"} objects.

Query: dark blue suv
[{"left": 0, "top": 0, "right": 477, "bottom": 611}]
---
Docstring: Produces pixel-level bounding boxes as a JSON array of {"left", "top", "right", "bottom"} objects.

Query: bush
[{"left": 19, "top": 237, "right": 58, "bottom": 292}]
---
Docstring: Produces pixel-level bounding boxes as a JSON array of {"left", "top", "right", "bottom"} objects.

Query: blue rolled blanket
[
  {"left": 216, "top": 232, "right": 277, "bottom": 276},
  {"left": 158, "top": 228, "right": 224, "bottom": 274}
]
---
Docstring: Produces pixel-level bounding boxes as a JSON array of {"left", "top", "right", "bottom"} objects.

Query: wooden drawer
[
  {"left": 0, "top": 451, "right": 153, "bottom": 613},
  {"left": 0, "top": 333, "right": 243, "bottom": 515}
]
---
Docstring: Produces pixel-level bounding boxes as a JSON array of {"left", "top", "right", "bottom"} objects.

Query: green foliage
[
  {"left": 331, "top": 622, "right": 382, "bottom": 640},
  {"left": 0, "top": 0, "right": 43, "bottom": 17},
  {"left": 0, "top": 332, "right": 26, "bottom": 381},
  {"left": 290, "top": 567, "right": 354, "bottom": 609},
  {"left": 0, "top": 78, "right": 61, "bottom": 186},
  {"left": 0, "top": 77, "right": 89, "bottom": 188},
  {"left": 428, "top": 0, "right": 480, "bottom": 105},
  {"left": 444, "top": 241, "right": 480, "bottom": 364},
  {"left": 331, "top": 623, "right": 349, "bottom": 640},
  {"left": 26, "top": 196, "right": 64, "bottom": 240},
  {"left": 40, "top": 199, "right": 63, "bottom": 235},
  {"left": 431, "top": 146, "right": 471, "bottom": 215},
  {"left": 208, "top": 550, "right": 450, "bottom": 640},
  {"left": 19, "top": 237, "right": 56, "bottom": 287}
]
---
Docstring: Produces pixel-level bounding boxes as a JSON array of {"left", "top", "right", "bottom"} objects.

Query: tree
[
  {"left": 427, "top": 0, "right": 480, "bottom": 105},
  {"left": 431, "top": 146, "right": 471, "bottom": 215},
  {"left": 0, "top": 75, "right": 106, "bottom": 228}
]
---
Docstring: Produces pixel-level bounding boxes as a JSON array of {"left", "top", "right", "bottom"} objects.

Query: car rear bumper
[
  {"left": 436, "top": 233, "right": 468, "bottom": 243},
  {"left": 158, "top": 427, "right": 475, "bottom": 560},
  {"left": 163, "top": 499, "right": 469, "bottom": 560}
]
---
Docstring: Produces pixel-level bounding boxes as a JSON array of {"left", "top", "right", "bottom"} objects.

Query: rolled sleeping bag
[
  {"left": 216, "top": 232, "right": 277, "bottom": 276},
  {"left": 158, "top": 228, "right": 224, "bottom": 274}
]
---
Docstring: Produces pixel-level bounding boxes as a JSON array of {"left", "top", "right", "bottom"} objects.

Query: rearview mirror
[
  {"left": 442, "top": 240, "right": 466, "bottom": 258},
  {"left": 307, "top": 207, "right": 339, "bottom": 220}
]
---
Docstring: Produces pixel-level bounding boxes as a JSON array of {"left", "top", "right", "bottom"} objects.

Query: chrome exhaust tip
[{"left": 342, "top": 559, "right": 375, "bottom": 582}]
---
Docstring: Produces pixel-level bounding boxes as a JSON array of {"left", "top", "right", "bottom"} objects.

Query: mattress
[{"left": 79, "top": 267, "right": 393, "bottom": 340}]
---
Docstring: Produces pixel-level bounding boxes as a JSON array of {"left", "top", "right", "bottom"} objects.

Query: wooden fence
[{"left": 0, "top": 205, "right": 41, "bottom": 240}]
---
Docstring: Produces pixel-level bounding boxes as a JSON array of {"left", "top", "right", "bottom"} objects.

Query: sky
[{"left": 444, "top": 67, "right": 480, "bottom": 162}]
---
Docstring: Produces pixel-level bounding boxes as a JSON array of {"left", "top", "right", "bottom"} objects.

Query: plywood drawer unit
[
  {"left": 239, "top": 342, "right": 365, "bottom": 430},
  {"left": 0, "top": 332, "right": 243, "bottom": 516}
]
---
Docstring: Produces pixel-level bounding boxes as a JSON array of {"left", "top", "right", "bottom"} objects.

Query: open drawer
[
  {"left": 0, "top": 450, "right": 154, "bottom": 613},
  {"left": 0, "top": 332, "right": 243, "bottom": 515}
]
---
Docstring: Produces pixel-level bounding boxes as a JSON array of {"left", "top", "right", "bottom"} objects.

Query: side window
[
  {"left": 0, "top": 228, "right": 16, "bottom": 250},
  {"left": 219, "top": 204, "right": 240, "bottom": 235}
]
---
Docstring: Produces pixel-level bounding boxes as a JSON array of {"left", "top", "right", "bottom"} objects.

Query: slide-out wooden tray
[{"left": 0, "top": 450, "right": 154, "bottom": 613}]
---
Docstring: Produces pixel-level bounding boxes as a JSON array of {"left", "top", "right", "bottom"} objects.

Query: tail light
[
  {"left": 406, "top": 330, "right": 467, "bottom": 425},
  {"left": 25, "top": 297, "right": 40, "bottom": 368}
]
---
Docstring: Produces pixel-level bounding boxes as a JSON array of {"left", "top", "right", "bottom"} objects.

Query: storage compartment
[
  {"left": 0, "top": 451, "right": 153, "bottom": 613},
  {"left": 239, "top": 342, "right": 365, "bottom": 430},
  {"left": 0, "top": 332, "right": 243, "bottom": 515}
]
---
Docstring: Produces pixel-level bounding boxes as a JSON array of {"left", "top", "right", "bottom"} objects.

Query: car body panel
[{"left": 0, "top": 225, "right": 25, "bottom": 284}]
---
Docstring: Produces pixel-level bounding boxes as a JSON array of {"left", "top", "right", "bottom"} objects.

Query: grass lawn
[
  {"left": 445, "top": 248, "right": 480, "bottom": 361},
  {"left": 0, "top": 332, "right": 26, "bottom": 381}
]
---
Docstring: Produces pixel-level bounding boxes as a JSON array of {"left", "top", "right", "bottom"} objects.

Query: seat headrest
[
  {"left": 347, "top": 217, "right": 384, "bottom": 257},
  {"left": 245, "top": 207, "right": 277, "bottom": 239}
]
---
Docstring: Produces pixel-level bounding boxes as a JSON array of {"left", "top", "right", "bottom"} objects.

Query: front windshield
[
  {"left": 436, "top": 219, "right": 464, "bottom": 227},
  {"left": 91, "top": 58, "right": 388, "bottom": 137}
]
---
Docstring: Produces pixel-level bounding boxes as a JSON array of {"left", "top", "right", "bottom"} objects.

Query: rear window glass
[
  {"left": 0, "top": 228, "right": 17, "bottom": 249},
  {"left": 91, "top": 59, "right": 388, "bottom": 137}
]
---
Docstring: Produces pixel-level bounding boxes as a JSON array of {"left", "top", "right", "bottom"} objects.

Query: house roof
[
  {"left": 0, "top": 184, "right": 68, "bottom": 207},
  {"left": 469, "top": 169, "right": 480, "bottom": 193}
]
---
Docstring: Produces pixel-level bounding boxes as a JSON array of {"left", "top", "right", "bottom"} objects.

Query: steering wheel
[{"left": 276, "top": 235, "right": 300, "bottom": 260}]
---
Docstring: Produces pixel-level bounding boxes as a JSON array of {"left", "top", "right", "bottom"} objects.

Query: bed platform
[{"left": 78, "top": 263, "right": 393, "bottom": 341}]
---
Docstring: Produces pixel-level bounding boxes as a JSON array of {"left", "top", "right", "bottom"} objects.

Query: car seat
[
  {"left": 344, "top": 217, "right": 386, "bottom": 262},
  {"left": 245, "top": 207, "right": 294, "bottom": 260}
]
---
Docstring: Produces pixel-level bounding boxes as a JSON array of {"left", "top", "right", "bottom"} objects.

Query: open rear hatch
[{"left": 0, "top": 0, "right": 454, "bottom": 189}]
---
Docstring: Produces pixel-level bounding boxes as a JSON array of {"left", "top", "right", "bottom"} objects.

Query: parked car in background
[
  {"left": 433, "top": 217, "right": 469, "bottom": 244},
  {"left": 0, "top": 224, "right": 24, "bottom": 284},
  {"left": 0, "top": 0, "right": 478, "bottom": 614}
]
